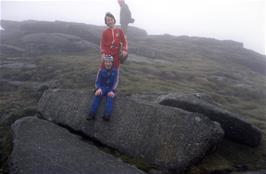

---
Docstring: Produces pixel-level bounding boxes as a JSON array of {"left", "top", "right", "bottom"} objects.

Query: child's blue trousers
[{"left": 90, "top": 89, "right": 113, "bottom": 115}]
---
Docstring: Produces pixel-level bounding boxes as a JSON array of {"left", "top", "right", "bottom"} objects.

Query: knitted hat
[
  {"left": 103, "top": 55, "right": 113, "bottom": 62},
  {"left": 104, "top": 12, "right": 116, "bottom": 25}
]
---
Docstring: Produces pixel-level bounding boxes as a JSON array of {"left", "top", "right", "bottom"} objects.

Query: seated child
[{"left": 87, "top": 55, "right": 119, "bottom": 121}]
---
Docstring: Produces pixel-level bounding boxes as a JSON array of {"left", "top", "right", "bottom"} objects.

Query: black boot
[
  {"left": 87, "top": 112, "right": 96, "bottom": 121},
  {"left": 102, "top": 114, "right": 111, "bottom": 121}
]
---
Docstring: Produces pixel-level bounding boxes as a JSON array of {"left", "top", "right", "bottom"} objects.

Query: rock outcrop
[
  {"left": 20, "top": 32, "right": 97, "bottom": 55},
  {"left": 1, "top": 20, "right": 265, "bottom": 76},
  {"left": 38, "top": 89, "right": 224, "bottom": 173},
  {"left": 0, "top": 44, "right": 25, "bottom": 56},
  {"left": 157, "top": 93, "right": 262, "bottom": 147},
  {"left": 238, "top": 170, "right": 266, "bottom": 174},
  {"left": 9, "top": 116, "right": 146, "bottom": 174},
  {"left": 0, "top": 20, "right": 148, "bottom": 56}
]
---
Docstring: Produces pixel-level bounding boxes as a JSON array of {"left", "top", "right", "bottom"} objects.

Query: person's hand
[
  {"left": 122, "top": 50, "right": 127, "bottom": 57},
  {"left": 95, "top": 88, "right": 102, "bottom": 96},
  {"left": 108, "top": 91, "right": 115, "bottom": 98}
]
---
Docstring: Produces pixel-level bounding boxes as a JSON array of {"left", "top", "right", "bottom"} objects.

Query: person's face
[
  {"left": 104, "top": 61, "right": 113, "bottom": 69},
  {"left": 106, "top": 16, "right": 115, "bottom": 28}
]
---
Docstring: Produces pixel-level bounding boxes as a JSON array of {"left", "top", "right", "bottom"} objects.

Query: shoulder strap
[{"left": 117, "top": 28, "right": 122, "bottom": 42}]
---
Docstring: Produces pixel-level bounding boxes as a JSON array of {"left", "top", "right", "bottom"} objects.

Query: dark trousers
[{"left": 121, "top": 23, "right": 128, "bottom": 36}]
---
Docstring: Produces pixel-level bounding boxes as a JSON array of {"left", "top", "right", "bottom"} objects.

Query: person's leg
[
  {"left": 103, "top": 95, "right": 113, "bottom": 121},
  {"left": 88, "top": 95, "right": 101, "bottom": 120},
  {"left": 104, "top": 96, "right": 113, "bottom": 115},
  {"left": 124, "top": 24, "right": 128, "bottom": 36},
  {"left": 121, "top": 23, "right": 128, "bottom": 36}
]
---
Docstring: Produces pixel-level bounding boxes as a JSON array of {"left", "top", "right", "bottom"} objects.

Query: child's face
[
  {"left": 104, "top": 61, "right": 113, "bottom": 69},
  {"left": 106, "top": 16, "right": 115, "bottom": 28}
]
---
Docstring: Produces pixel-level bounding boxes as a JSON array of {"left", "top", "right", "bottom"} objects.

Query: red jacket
[{"left": 100, "top": 27, "right": 127, "bottom": 68}]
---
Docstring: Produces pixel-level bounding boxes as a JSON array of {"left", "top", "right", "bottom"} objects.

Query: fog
[{"left": 1, "top": 0, "right": 265, "bottom": 54}]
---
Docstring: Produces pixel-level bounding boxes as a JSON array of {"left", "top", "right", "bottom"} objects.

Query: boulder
[
  {"left": 9, "top": 116, "right": 146, "bottom": 174},
  {"left": 21, "top": 33, "right": 97, "bottom": 55},
  {"left": 130, "top": 45, "right": 161, "bottom": 59},
  {"left": 38, "top": 89, "right": 224, "bottom": 173},
  {"left": 237, "top": 170, "right": 266, "bottom": 174},
  {"left": 1, "top": 20, "right": 147, "bottom": 47},
  {"left": 0, "top": 44, "right": 25, "bottom": 56},
  {"left": 157, "top": 93, "right": 262, "bottom": 147},
  {"left": 126, "top": 26, "right": 148, "bottom": 40},
  {"left": 231, "top": 170, "right": 266, "bottom": 174}
]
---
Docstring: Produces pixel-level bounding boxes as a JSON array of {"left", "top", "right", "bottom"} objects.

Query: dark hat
[
  {"left": 118, "top": 0, "right": 125, "bottom": 5},
  {"left": 104, "top": 12, "right": 116, "bottom": 25}
]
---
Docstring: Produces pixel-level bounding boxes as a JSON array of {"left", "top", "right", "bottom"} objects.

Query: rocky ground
[{"left": 0, "top": 20, "right": 266, "bottom": 173}]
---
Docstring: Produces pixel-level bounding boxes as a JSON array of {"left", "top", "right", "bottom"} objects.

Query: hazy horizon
[{"left": 1, "top": 0, "right": 265, "bottom": 55}]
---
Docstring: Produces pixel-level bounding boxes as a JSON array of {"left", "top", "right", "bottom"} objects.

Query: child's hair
[{"left": 104, "top": 12, "right": 116, "bottom": 25}]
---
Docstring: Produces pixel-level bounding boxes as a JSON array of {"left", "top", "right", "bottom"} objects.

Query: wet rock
[
  {"left": 9, "top": 116, "right": 146, "bottom": 174},
  {"left": 157, "top": 93, "right": 262, "bottom": 147},
  {"left": 38, "top": 89, "right": 224, "bottom": 173},
  {"left": 232, "top": 170, "right": 266, "bottom": 174}
]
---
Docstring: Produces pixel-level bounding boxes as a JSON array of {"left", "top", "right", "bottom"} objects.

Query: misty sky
[{"left": 1, "top": 0, "right": 265, "bottom": 55}]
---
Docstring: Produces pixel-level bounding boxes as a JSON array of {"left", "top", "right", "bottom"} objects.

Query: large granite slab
[
  {"left": 38, "top": 89, "right": 224, "bottom": 172},
  {"left": 9, "top": 116, "right": 146, "bottom": 174}
]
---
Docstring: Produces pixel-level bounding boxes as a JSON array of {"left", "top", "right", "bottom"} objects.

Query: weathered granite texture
[
  {"left": 38, "top": 89, "right": 224, "bottom": 172},
  {"left": 9, "top": 116, "right": 146, "bottom": 174},
  {"left": 157, "top": 93, "right": 262, "bottom": 147}
]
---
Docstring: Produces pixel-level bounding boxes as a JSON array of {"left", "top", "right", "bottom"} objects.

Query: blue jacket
[{"left": 95, "top": 68, "right": 119, "bottom": 92}]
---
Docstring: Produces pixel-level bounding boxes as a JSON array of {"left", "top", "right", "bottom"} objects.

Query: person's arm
[
  {"left": 125, "top": 4, "right": 132, "bottom": 21},
  {"left": 108, "top": 69, "right": 119, "bottom": 97},
  {"left": 112, "top": 69, "right": 119, "bottom": 92},
  {"left": 121, "top": 4, "right": 132, "bottom": 24},
  {"left": 95, "top": 69, "right": 103, "bottom": 96},
  {"left": 95, "top": 69, "right": 102, "bottom": 90}
]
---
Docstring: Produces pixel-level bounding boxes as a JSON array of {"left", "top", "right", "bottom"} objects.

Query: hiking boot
[
  {"left": 87, "top": 112, "right": 96, "bottom": 121},
  {"left": 102, "top": 114, "right": 111, "bottom": 121}
]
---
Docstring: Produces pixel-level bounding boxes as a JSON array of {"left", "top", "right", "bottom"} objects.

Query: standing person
[
  {"left": 87, "top": 55, "right": 118, "bottom": 121},
  {"left": 100, "top": 12, "right": 128, "bottom": 69},
  {"left": 118, "top": 0, "right": 134, "bottom": 35}
]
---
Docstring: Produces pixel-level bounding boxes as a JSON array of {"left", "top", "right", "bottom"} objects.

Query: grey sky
[{"left": 1, "top": 0, "right": 265, "bottom": 55}]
